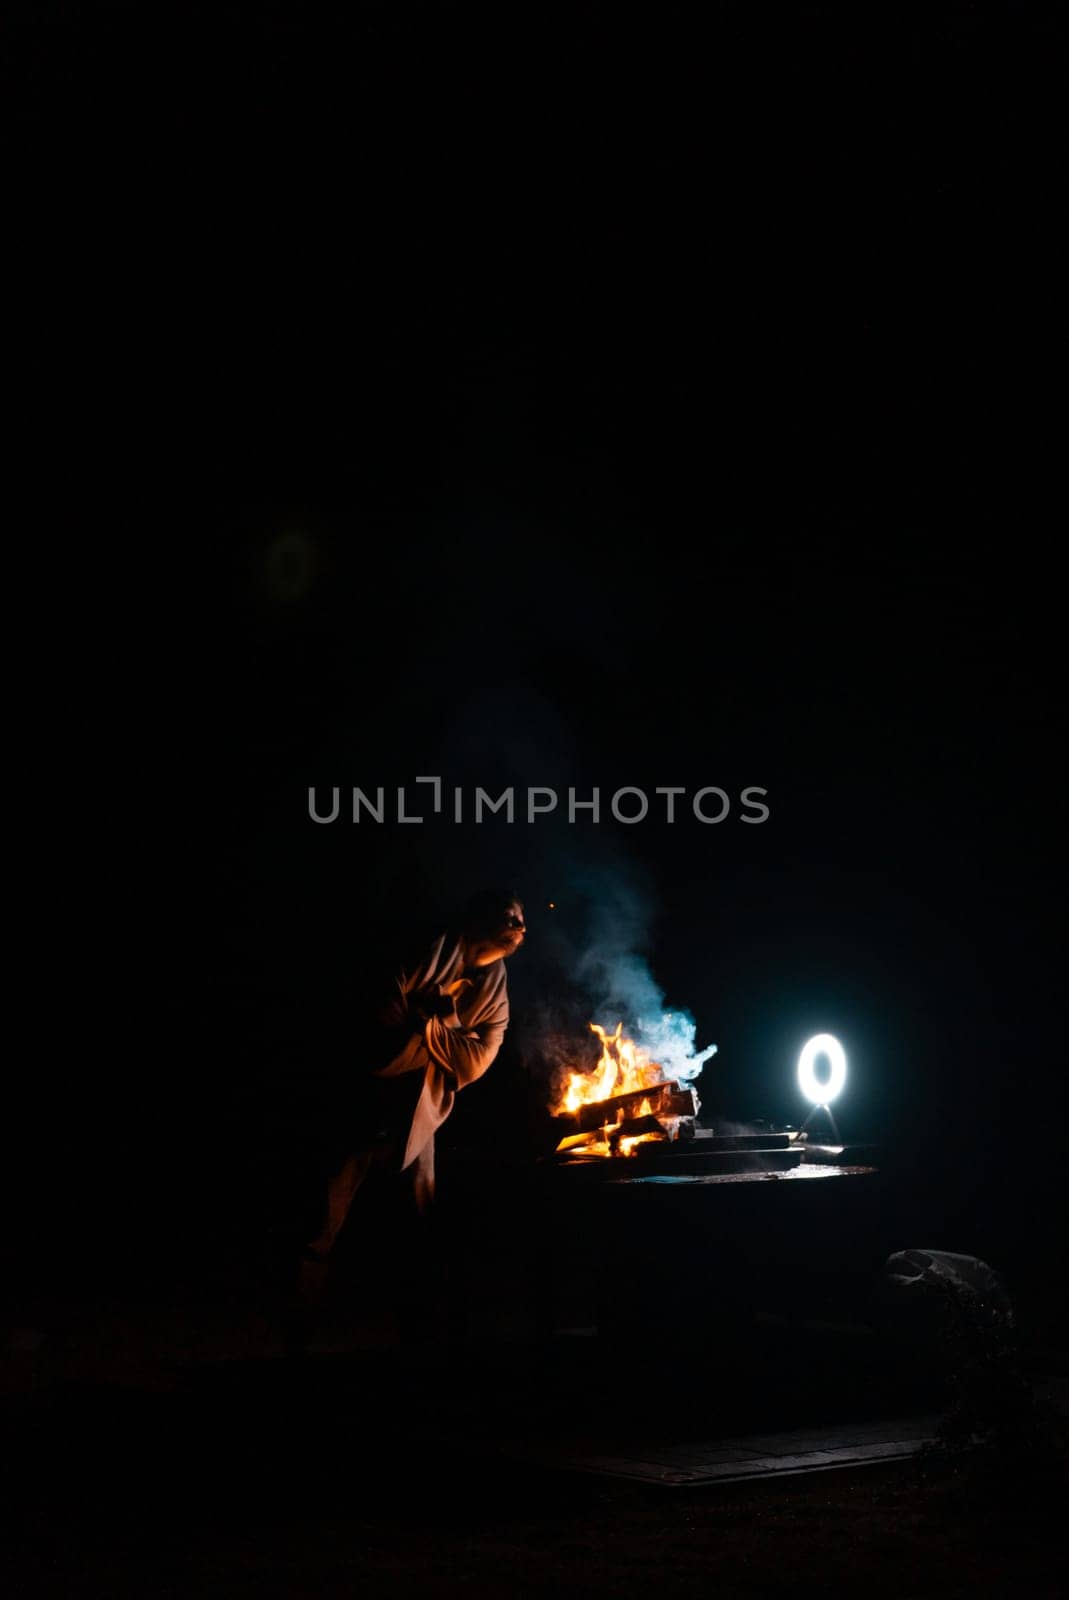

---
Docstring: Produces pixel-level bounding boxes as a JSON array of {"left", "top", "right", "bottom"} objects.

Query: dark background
[{"left": 8, "top": 4, "right": 1063, "bottom": 1325}]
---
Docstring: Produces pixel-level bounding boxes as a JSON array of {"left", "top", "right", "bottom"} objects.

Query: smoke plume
[{"left": 512, "top": 845, "right": 716, "bottom": 1093}]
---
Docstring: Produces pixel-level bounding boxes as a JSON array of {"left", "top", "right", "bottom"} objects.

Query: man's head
[{"left": 460, "top": 888, "right": 526, "bottom": 967}]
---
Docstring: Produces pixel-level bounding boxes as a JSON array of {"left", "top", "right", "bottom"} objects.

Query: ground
[{"left": 5, "top": 1301, "right": 1067, "bottom": 1598}]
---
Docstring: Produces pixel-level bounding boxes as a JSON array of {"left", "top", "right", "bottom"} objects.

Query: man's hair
[{"left": 460, "top": 887, "right": 524, "bottom": 940}]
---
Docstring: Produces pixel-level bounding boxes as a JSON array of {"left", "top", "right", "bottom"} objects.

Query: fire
[
  {"left": 553, "top": 1022, "right": 676, "bottom": 1159},
  {"left": 559, "top": 1022, "right": 666, "bottom": 1112}
]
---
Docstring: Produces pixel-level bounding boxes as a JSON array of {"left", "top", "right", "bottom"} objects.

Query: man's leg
[
  {"left": 284, "top": 1147, "right": 376, "bottom": 1354},
  {"left": 307, "top": 1148, "right": 377, "bottom": 1258},
  {"left": 414, "top": 1139, "right": 466, "bottom": 1348},
  {"left": 394, "top": 1138, "right": 450, "bottom": 1347},
  {"left": 408, "top": 1137, "right": 435, "bottom": 1218}
]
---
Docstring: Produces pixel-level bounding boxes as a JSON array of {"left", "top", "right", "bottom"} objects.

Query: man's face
[{"left": 495, "top": 901, "right": 526, "bottom": 958}]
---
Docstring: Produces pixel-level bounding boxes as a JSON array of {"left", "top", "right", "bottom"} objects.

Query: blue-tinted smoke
[{"left": 570, "top": 862, "right": 716, "bottom": 1086}]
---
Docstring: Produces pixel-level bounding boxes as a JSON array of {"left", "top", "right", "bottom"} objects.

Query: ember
[{"left": 551, "top": 1022, "right": 701, "bottom": 1158}]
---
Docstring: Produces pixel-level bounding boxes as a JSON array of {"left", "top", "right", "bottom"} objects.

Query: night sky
[{"left": 10, "top": 4, "right": 1063, "bottom": 1318}]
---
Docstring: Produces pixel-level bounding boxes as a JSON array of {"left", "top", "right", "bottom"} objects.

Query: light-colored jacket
[{"left": 375, "top": 932, "right": 510, "bottom": 1169}]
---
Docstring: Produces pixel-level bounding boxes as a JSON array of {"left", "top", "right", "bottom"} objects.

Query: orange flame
[
  {"left": 557, "top": 1022, "right": 667, "bottom": 1113},
  {"left": 552, "top": 1022, "right": 673, "bottom": 1158}
]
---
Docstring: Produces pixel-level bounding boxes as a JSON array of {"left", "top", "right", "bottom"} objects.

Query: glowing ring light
[{"left": 798, "top": 1034, "right": 847, "bottom": 1104}]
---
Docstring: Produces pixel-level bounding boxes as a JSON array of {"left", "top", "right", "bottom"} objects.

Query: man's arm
[
  {"left": 369, "top": 973, "right": 502, "bottom": 1082},
  {"left": 365, "top": 972, "right": 428, "bottom": 1074},
  {"left": 422, "top": 974, "right": 509, "bottom": 1089},
  {"left": 422, "top": 1004, "right": 508, "bottom": 1094}
]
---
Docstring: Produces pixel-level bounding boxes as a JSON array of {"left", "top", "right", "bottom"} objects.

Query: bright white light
[{"left": 798, "top": 1033, "right": 847, "bottom": 1104}]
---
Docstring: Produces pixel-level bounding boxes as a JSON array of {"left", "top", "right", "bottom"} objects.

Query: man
[{"left": 288, "top": 888, "right": 526, "bottom": 1346}]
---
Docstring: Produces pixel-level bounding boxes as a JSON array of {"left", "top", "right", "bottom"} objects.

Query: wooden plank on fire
[
  {"left": 612, "top": 1115, "right": 670, "bottom": 1140},
  {"left": 560, "top": 1082, "right": 696, "bottom": 1134},
  {"left": 552, "top": 1118, "right": 673, "bottom": 1158},
  {"left": 661, "top": 1089, "right": 701, "bottom": 1119}
]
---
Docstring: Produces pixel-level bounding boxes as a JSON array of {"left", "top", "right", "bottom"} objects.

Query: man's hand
[
  {"left": 441, "top": 976, "right": 473, "bottom": 1001},
  {"left": 409, "top": 986, "right": 462, "bottom": 1024}
]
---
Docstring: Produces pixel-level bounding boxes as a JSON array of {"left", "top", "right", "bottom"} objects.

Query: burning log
[
  {"left": 612, "top": 1115, "right": 671, "bottom": 1141},
  {"left": 556, "top": 1081, "right": 697, "bottom": 1135},
  {"left": 657, "top": 1088, "right": 700, "bottom": 1120},
  {"left": 548, "top": 1021, "right": 709, "bottom": 1161}
]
